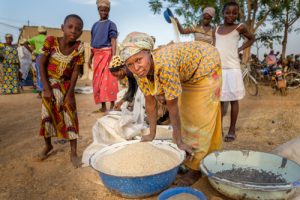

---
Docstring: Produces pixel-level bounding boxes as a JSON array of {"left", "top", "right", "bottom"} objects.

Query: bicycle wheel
[
  {"left": 285, "top": 72, "right": 300, "bottom": 89},
  {"left": 244, "top": 75, "right": 258, "bottom": 96}
]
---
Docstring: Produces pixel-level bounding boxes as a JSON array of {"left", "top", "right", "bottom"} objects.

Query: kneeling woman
[{"left": 119, "top": 32, "right": 222, "bottom": 185}]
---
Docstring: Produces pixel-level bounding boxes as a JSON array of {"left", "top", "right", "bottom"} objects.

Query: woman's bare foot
[
  {"left": 37, "top": 145, "right": 53, "bottom": 161},
  {"left": 70, "top": 153, "right": 81, "bottom": 168},
  {"left": 100, "top": 106, "right": 107, "bottom": 112},
  {"left": 175, "top": 169, "right": 202, "bottom": 186}
]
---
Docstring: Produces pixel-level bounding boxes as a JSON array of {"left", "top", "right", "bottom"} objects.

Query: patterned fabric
[
  {"left": 92, "top": 47, "right": 118, "bottom": 103},
  {"left": 40, "top": 36, "right": 84, "bottom": 139},
  {"left": 180, "top": 68, "right": 222, "bottom": 170},
  {"left": 192, "top": 25, "right": 213, "bottom": 44},
  {"left": 110, "top": 55, "right": 124, "bottom": 68},
  {"left": 0, "top": 44, "right": 20, "bottom": 94},
  {"left": 136, "top": 41, "right": 221, "bottom": 100},
  {"left": 120, "top": 32, "right": 154, "bottom": 61}
]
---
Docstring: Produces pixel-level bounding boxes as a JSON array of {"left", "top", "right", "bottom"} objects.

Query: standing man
[
  {"left": 89, "top": 0, "right": 118, "bottom": 112},
  {"left": 25, "top": 26, "right": 47, "bottom": 97}
]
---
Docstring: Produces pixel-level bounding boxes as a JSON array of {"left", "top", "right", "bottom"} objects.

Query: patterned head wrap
[
  {"left": 203, "top": 7, "right": 215, "bottom": 18},
  {"left": 119, "top": 32, "right": 155, "bottom": 62},
  {"left": 109, "top": 55, "right": 125, "bottom": 72},
  {"left": 5, "top": 33, "right": 13, "bottom": 38},
  {"left": 96, "top": 0, "right": 110, "bottom": 8},
  {"left": 20, "top": 38, "right": 27, "bottom": 45}
]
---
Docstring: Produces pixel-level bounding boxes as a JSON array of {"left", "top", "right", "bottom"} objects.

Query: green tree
[
  {"left": 253, "top": 29, "right": 282, "bottom": 56},
  {"left": 148, "top": 0, "right": 281, "bottom": 62},
  {"left": 271, "top": 0, "right": 300, "bottom": 59}
]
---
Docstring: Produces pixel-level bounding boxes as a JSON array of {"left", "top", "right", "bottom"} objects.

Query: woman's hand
[
  {"left": 64, "top": 93, "right": 75, "bottom": 110},
  {"left": 141, "top": 134, "right": 156, "bottom": 142},
  {"left": 43, "top": 88, "right": 54, "bottom": 101},
  {"left": 176, "top": 140, "right": 193, "bottom": 155},
  {"left": 114, "top": 99, "right": 125, "bottom": 111}
]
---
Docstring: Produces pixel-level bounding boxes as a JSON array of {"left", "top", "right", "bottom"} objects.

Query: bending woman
[{"left": 119, "top": 32, "right": 222, "bottom": 186}]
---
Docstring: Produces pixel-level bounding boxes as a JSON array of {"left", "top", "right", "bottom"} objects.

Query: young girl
[
  {"left": 89, "top": 0, "right": 118, "bottom": 112},
  {"left": 213, "top": 1, "right": 254, "bottom": 142},
  {"left": 38, "top": 14, "right": 84, "bottom": 167}
]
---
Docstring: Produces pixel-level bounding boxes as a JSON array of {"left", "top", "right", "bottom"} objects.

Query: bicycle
[
  {"left": 285, "top": 71, "right": 300, "bottom": 89},
  {"left": 242, "top": 63, "right": 259, "bottom": 96}
]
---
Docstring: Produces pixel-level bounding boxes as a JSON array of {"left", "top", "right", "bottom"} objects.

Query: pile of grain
[
  {"left": 96, "top": 142, "right": 180, "bottom": 176},
  {"left": 167, "top": 193, "right": 199, "bottom": 200}
]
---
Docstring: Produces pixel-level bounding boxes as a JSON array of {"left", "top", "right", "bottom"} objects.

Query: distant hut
[{"left": 18, "top": 26, "right": 92, "bottom": 80}]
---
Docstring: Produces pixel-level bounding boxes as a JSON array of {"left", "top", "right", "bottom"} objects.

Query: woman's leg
[
  {"left": 39, "top": 137, "right": 53, "bottom": 160},
  {"left": 100, "top": 102, "right": 107, "bottom": 112},
  {"left": 225, "top": 100, "right": 239, "bottom": 142},
  {"left": 110, "top": 101, "right": 115, "bottom": 110},
  {"left": 70, "top": 139, "right": 81, "bottom": 168}
]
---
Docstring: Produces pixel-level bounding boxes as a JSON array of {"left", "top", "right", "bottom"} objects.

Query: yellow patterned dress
[
  {"left": 39, "top": 36, "right": 84, "bottom": 140},
  {"left": 137, "top": 41, "right": 222, "bottom": 170},
  {"left": 0, "top": 44, "right": 20, "bottom": 94}
]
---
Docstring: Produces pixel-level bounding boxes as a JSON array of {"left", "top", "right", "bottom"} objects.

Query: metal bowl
[
  {"left": 90, "top": 140, "right": 185, "bottom": 198},
  {"left": 200, "top": 150, "right": 300, "bottom": 200},
  {"left": 158, "top": 187, "right": 207, "bottom": 200}
]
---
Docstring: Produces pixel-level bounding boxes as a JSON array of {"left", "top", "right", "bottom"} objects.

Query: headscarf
[
  {"left": 19, "top": 38, "right": 27, "bottom": 45},
  {"left": 37, "top": 26, "right": 47, "bottom": 33},
  {"left": 96, "top": 0, "right": 110, "bottom": 8},
  {"left": 5, "top": 33, "right": 13, "bottom": 38},
  {"left": 119, "top": 32, "right": 155, "bottom": 62},
  {"left": 109, "top": 55, "right": 125, "bottom": 72},
  {"left": 203, "top": 7, "right": 215, "bottom": 18}
]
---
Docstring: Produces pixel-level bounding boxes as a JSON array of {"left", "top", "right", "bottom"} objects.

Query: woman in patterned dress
[
  {"left": 0, "top": 34, "right": 20, "bottom": 94},
  {"left": 38, "top": 14, "right": 84, "bottom": 168},
  {"left": 120, "top": 32, "right": 222, "bottom": 186}
]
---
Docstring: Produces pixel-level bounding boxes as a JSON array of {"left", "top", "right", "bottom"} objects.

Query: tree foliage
[{"left": 148, "top": 0, "right": 295, "bottom": 60}]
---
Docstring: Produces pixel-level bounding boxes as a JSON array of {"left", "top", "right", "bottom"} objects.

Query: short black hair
[
  {"left": 222, "top": 1, "right": 239, "bottom": 13},
  {"left": 64, "top": 14, "right": 84, "bottom": 26}
]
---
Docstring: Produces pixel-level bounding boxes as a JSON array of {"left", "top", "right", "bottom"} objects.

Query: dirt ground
[{"left": 0, "top": 80, "right": 299, "bottom": 200}]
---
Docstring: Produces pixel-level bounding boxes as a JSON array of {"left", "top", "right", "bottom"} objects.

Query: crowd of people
[{"left": 1, "top": 0, "right": 299, "bottom": 187}]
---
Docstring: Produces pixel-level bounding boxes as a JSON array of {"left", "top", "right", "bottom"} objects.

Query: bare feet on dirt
[
  {"left": 37, "top": 145, "right": 53, "bottom": 161},
  {"left": 70, "top": 153, "right": 82, "bottom": 168}
]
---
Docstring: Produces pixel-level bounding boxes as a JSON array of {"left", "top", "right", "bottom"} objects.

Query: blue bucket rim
[{"left": 158, "top": 187, "right": 207, "bottom": 200}]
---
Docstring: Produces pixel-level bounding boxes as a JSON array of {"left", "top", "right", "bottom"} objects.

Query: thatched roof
[{"left": 18, "top": 25, "right": 91, "bottom": 44}]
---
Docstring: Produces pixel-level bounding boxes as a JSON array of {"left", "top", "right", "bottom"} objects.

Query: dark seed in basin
[{"left": 215, "top": 168, "right": 287, "bottom": 184}]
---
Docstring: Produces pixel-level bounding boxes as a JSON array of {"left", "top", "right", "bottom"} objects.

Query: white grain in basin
[{"left": 96, "top": 142, "right": 180, "bottom": 176}]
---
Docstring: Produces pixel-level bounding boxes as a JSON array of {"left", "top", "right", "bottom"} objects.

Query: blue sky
[{"left": 0, "top": 0, "right": 299, "bottom": 57}]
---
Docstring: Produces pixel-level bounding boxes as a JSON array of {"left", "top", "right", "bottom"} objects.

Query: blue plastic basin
[
  {"left": 90, "top": 140, "right": 185, "bottom": 198},
  {"left": 158, "top": 187, "right": 207, "bottom": 200},
  {"left": 163, "top": 8, "right": 174, "bottom": 23}
]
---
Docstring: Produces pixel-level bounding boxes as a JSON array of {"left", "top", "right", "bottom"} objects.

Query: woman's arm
[
  {"left": 142, "top": 95, "right": 157, "bottom": 141},
  {"left": 88, "top": 49, "right": 94, "bottom": 69},
  {"left": 66, "top": 64, "right": 80, "bottom": 97},
  {"left": 39, "top": 54, "right": 51, "bottom": 92},
  {"left": 111, "top": 37, "right": 117, "bottom": 56},
  {"left": 174, "top": 18, "right": 194, "bottom": 34},
  {"left": 166, "top": 98, "right": 193, "bottom": 153},
  {"left": 212, "top": 27, "right": 216, "bottom": 46},
  {"left": 237, "top": 24, "right": 255, "bottom": 52}
]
